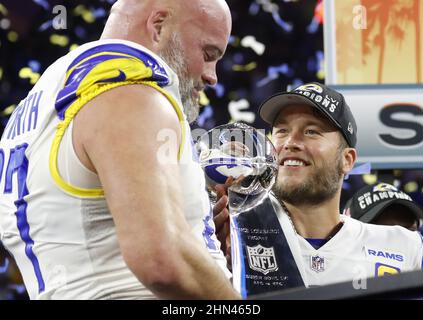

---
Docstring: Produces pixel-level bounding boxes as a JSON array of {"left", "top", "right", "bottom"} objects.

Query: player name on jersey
[{"left": 3, "top": 90, "right": 43, "bottom": 141}]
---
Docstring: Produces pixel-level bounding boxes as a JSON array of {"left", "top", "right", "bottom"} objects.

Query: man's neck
[{"left": 283, "top": 196, "right": 342, "bottom": 239}]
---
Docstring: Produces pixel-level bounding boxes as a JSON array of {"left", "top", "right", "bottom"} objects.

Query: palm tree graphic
[{"left": 361, "top": 0, "right": 421, "bottom": 83}]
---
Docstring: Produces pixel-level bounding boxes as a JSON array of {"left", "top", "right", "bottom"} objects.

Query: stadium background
[{"left": 0, "top": 0, "right": 422, "bottom": 300}]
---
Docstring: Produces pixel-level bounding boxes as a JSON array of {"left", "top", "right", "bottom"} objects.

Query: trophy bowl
[{"left": 195, "top": 123, "right": 279, "bottom": 215}]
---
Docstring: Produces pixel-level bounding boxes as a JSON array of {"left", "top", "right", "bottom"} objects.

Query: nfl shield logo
[
  {"left": 311, "top": 255, "right": 325, "bottom": 273},
  {"left": 246, "top": 244, "right": 278, "bottom": 275}
]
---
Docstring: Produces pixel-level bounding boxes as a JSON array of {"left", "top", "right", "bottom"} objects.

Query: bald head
[
  {"left": 101, "top": 0, "right": 231, "bottom": 52},
  {"left": 101, "top": 0, "right": 232, "bottom": 123}
]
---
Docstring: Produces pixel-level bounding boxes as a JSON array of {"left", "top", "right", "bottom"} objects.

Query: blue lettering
[
  {"left": 368, "top": 249, "right": 376, "bottom": 256},
  {"left": 385, "top": 253, "right": 395, "bottom": 260},
  {"left": 28, "top": 91, "right": 42, "bottom": 132},
  {"left": 395, "top": 254, "right": 404, "bottom": 262},
  {"left": 4, "top": 91, "right": 42, "bottom": 141},
  {"left": 370, "top": 249, "right": 404, "bottom": 261},
  {"left": 1, "top": 143, "right": 45, "bottom": 293},
  {"left": 14, "top": 100, "right": 27, "bottom": 138},
  {"left": 6, "top": 104, "right": 21, "bottom": 140}
]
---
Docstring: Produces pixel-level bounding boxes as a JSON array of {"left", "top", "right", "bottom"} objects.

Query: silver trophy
[
  {"left": 195, "top": 122, "right": 278, "bottom": 216},
  {"left": 196, "top": 123, "right": 296, "bottom": 298}
]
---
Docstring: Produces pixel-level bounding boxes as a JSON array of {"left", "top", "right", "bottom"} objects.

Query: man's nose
[
  {"left": 202, "top": 63, "right": 218, "bottom": 86},
  {"left": 282, "top": 131, "right": 304, "bottom": 151}
]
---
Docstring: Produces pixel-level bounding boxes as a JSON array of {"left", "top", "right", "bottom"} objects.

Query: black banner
[{"left": 231, "top": 196, "right": 305, "bottom": 297}]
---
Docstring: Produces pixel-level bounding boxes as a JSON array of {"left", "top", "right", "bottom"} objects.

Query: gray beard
[
  {"left": 272, "top": 155, "right": 344, "bottom": 206},
  {"left": 159, "top": 34, "right": 200, "bottom": 124}
]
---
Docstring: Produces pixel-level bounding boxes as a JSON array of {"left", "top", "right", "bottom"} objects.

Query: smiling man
[
  {"left": 213, "top": 82, "right": 423, "bottom": 290},
  {"left": 0, "top": 0, "right": 239, "bottom": 299},
  {"left": 260, "top": 82, "right": 357, "bottom": 241}
]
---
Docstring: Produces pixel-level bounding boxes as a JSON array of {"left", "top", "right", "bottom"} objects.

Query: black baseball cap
[
  {"left": 259, "top": 82, "right": 357, "bottom": 147},
  {"left": 343, "top": 183, "right": 423, "bottom": 224}
]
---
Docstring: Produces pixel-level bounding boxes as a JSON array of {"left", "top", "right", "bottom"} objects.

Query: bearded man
[
  {"left": 213, "top": 82, "right": 423, "bottom": 291},
  {"left": 0, "top": 0, "right": 240, "bottom": 300}
]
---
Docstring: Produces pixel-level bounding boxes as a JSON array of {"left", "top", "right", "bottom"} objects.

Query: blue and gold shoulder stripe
[
  {"left": 55, "top": 43, "right": 172, "bottom": 120},
  {"left": 50, "top": 42, "right": 186, "bottom": 198}
]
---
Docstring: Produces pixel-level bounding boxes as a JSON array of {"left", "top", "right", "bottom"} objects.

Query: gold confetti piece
[
  {"left": 19, "top": 67, "right": 40, "bottom": 85},
  {"left": 404, "top": 181, "right": 418, "bottom": 193},
  {"left": 363, "top": 174, "right": 377, "bottom": 185},
  {"left": 73, "top": 5, "right": 85, "bottom": 15},
  {"left": 82, "top": 11, "right": 95, "bottom": 23},
  {"left": 7, "top": 31, "right": 18, "bottom": 42},
  {"left": 50, "top": 34, "right": 69, "bottom": 47},
  {"left": 0, "top": 104, "right": 16, "bottom": 117},
  {"left": 199, "top": 91, "right": 210, "bottom": 106},
  {"left": 232, "top": 62, "right": 257, "bottom": 72},
  {"left": 0, "top": 67, "right": 2, "bottom": 80},
  {"left": 69, "top": 43, "right": 79, "bottom": 51},
  {"left": 73, "top": 5, "right": 95, "bottom": 23},
  {"left": 316, "top": 70, "right": 325, "bottom": 80},
  {"left": 0, "top": 4, "right": 8, "bottom": 15}
]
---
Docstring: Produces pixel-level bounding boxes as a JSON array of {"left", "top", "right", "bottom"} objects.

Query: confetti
[
  {"left": 0, "top": 258, "right": 9, "bottom": 273},
  {"left": 50, "top": 34, "right": 69, "bottom": 47},
  {"left": 0, "top": 3, "right": 8, "bottom": 15},
  {"left": 228, "top": 99, "right": 255, "bottom": 123},
  {"left": 257, "top": 64, "right": 291, "bottom": 87},
  {"left": 38, "top": 20, "right": 53, "bottom": 32},
  {"left": 229, "top": 35, "right": 240, "bottom": 47},
  {"left": 19, "top": 67, "right": 40, "bottom": 85},
  {"left": 0, "top": 18, "right": 10, "bottom": 30},
  {"left": 7, "top": 31, "right": 18, "bottom": 42},
  {"left": 207, "top": 83, "right": 225, "bottom": 98},
  {"left": 249, "top": 3, "right": 260, "bottom": 15},
  {"left": 404, "top": 181, "right": 418, "bottom": 193},
  {"left": 92, "top": 8, "right": 107, "bottom": 19},
  {"left": 199, "top": 91, "right": 210, "bottom": 106},
  {"left": 232, "top": 62, "right": 257, "bottom": 72},
  {"left": 28, "top": 60, "right": 41, "bottom": 73},
  {"left": 241, "top": 36, "right": 265, "bottom": 56},
  {"left": 74, "top": 5, "right": 96, "bottom": 24},
  {"left": 363, "top": 174, "right": 378, "bottom": 185},
  {"left": 8, "top": 284, "right": 27, "bottom": 294},
  {"left": 33, "top": 0, "right": 50, "bottom": 10},
  {"left": 255, "top": 0, "right": 293, "bottom": 32},
  {"left": 197, "top": 105, "right": 214, "bottom": 127},
  {"left": 0, "top": 105, "right": 16, "bottom": 117},
  {"left": 69, "top": 43, "right": 80, "bottom": 51}
]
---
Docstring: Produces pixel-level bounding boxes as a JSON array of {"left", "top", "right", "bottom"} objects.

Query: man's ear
[
  {"left": 146, "top": 10, "right": 169, "bottom": 44},
  {"left": 342, "top": 147, "right": 357, "bottom": 174}
]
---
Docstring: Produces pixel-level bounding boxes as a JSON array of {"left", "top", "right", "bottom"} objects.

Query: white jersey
[
  {"left": 0, "top": 39, "right": 228, "bottom": 299},
  {"left": 275, "top": 201, "right": 423, "bottom": 287}
]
